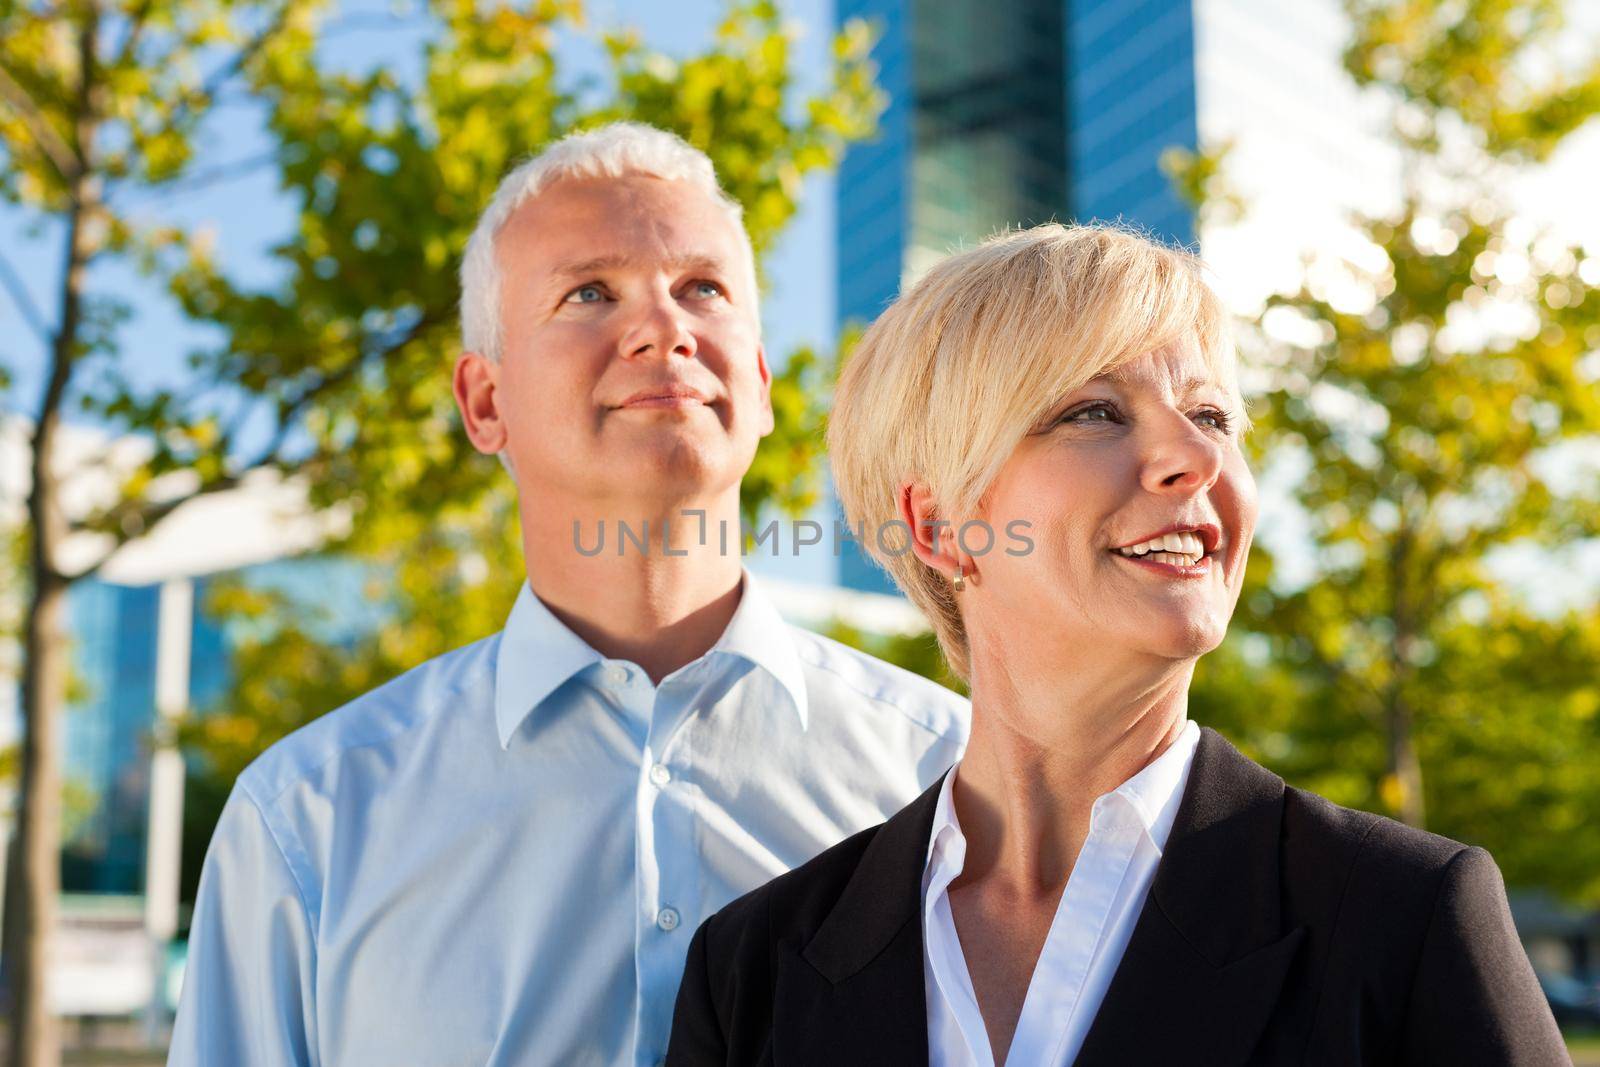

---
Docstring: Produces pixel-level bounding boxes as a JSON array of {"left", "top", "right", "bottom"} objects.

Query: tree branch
[
  {"left": 147, "top": 6, "right": 293, "bottom": 148},
  {"left": 0, "top": 247, "right": 53, "bottom": 349},
  {"left": 109, "top": 150, "right": 279, "bottom": 204},
  {"left": 69, "top": 307, "right": 443, "bottom": 573},
  {"left": 111, "top": 0, "right": 157, "bottom": 71},
  {"left": 0, "top": 61, "right": 80, "bottom": 182}
]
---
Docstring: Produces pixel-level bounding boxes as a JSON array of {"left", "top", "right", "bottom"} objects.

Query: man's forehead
[
  {"left": 509, "top": 173, "right": 732, "bottom": 234},
  {"left": 500, "top": 176, "right": 747, "bottom": 276},
  {"left": 546, "top": 251, "right": 733, "bottom": 280}
]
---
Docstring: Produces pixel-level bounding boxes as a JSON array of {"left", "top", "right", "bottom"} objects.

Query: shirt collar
[
  {"left": 1111, "top": 717, "right": 1201, "bottom": 850},
  {"left": 923, "top": 717, "right": 1201, "bottom": 877},
  {"left": 492, "top": 568, "right": 809, "bottom": 749},
  {"left": 706, "top": 569, "right": 810, "bottom": 730},
  {"left": 494, "top": 580, "right": 604, "bottom": 749}
]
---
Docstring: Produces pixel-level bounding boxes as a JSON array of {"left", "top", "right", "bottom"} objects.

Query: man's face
[{"left": 464, "top": 174, "right": 772, "bottom": 511}]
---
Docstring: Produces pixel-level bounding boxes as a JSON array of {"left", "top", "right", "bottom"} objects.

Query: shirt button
[
  {"left": 603, "top": 664, "right": 628, "bottom": 687},
  {"left": 656, "top": 906, "right": 681, "bottom": 932},
  {"left": 649, "top": 763, "right": 672, "bottom": 787}
]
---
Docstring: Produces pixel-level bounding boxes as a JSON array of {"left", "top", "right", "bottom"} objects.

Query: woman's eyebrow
[{"left": 1091, "top": 369, "right": 1216, "bottom": 397}]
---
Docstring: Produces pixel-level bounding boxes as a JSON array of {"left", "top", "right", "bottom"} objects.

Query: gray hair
[{"left": 459, "top": 122, "right": 754, "bottom": 362}]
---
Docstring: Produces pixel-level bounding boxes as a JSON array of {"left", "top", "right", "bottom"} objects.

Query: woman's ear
[{"left": 896, "top": 482, "right": 971, "bottom": 580}]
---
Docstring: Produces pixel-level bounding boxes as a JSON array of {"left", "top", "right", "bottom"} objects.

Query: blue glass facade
[
  {"left": 60, "top": 582, "right": 162, "bottom": 894},
  {"left": 837, "top": 0, "right": 912, "bottom": 332},
  {"left": 1067, "top": 0, "right": 1199, "bottom": 246},
  {"left": 56, "top": 557, "right": 381, "bottom": 896},
  {"left": 834, "top": 0, "right": 1198, "bottom": 593},
  {"left": 836, "top": 0, "right": 913, "bottom": 595}
]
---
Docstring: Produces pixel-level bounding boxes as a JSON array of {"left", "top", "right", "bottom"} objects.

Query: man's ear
[
  {"left": 454, "top": 351, "right": 509, "bottom": 455},
  {"left": 755, "top": 344, "right": 775, "bottom": 437},
  {"left": 896, "top": 481, "right": 971, "bottom": 580}
]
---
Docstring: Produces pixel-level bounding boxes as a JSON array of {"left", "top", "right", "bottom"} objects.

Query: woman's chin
[{"left": 1133, "top": 613, "right": 1229, "bottom": 660}]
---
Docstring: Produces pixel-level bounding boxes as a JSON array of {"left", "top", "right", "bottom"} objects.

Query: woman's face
[{"left": 967, "top": 336, "right": 1257, "bottom": 667}]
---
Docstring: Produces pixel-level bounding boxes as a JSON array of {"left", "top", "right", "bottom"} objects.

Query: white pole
[{"left": 142, "top": 577, "right": 192, "bottom": 1045}]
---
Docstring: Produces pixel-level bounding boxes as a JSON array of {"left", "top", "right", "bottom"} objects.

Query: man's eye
[
  {"left": 691, "top": 281, "right": 724, "bottom": 299},
  {"left": 565, "top": 285, "right": 605, "bottom": 304}
]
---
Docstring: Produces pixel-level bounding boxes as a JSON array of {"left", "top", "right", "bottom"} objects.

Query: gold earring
[{"left": 952, "top": 563, "right": 965, "bottom": 592}]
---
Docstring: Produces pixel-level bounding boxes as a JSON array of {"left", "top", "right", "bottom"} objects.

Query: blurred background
[{"left": 2, "top": 0, "right": 1599, "bottom": 1061}]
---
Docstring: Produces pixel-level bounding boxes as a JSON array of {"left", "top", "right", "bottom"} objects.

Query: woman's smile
[{"left": 1111, "top": 550, "right": 1213, "bottom": 579}]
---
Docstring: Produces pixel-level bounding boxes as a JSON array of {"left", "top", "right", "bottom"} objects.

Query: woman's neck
[{"left": 951, "top": 654, "right": 1192, "bottom": 892}]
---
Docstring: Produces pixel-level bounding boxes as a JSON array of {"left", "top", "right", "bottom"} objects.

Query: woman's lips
[{"left": 1110, "top": 551, "right": 1213, "bottom": 579}]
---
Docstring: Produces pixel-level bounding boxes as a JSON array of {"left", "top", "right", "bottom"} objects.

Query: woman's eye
[
  {"left": 1062, "top": 401, "right": 1119, "bottom": 424},
  {"left": 565, "top": 284, "right": 605, "bottom": 304},
  {"left": 1196, "top": 408, "right": 1234, "bottom": 433}
]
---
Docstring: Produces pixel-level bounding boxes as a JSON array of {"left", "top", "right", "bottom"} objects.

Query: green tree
[
  {"left": 1, "top": 3, "right": 326, "bottom": 1059},
  {"left": 1, "top": 1, "right": 880, "bottom": 1060},
  {"left": 1177, "top": 0, "right": 1600, "bottom": 898}
]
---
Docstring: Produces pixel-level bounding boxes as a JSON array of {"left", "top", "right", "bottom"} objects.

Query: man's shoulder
[
  {"left": 234, "top": 631, "right": 500, "bottom": 810},
  {"left": 785, "top": 623, "right": 969, "bottom": 742}
]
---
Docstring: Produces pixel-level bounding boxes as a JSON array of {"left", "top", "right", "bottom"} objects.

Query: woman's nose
[{"left": 1140, "top": 416, "right": 1224, "bottom": 494}]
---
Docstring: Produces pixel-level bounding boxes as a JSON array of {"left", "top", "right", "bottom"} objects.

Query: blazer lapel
[
  {"left": 1075, "top": 728, "right": 1306, "bottom": 1066},
  {"left": 771, "top": 774, "right": 946, "bottom": 1067}
]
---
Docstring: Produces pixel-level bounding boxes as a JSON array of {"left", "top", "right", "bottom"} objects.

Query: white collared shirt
[
  {"left": 170, "top": 571, "right": 968, "bottom": 1067},
  {"left": 921, "top": 720, "right": 1200, "bottom": 1067}
]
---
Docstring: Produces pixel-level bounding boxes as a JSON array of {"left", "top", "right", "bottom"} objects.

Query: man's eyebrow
[{"left": 548, "top": 253, "right": 731, "bottom": 279}]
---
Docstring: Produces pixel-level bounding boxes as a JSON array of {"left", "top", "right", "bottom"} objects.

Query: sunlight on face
[
  {"left": 969, "top": 336, "right": 1258, "bottom": 666},
  {"left": 492, "top": 174, "right": 772, "bottom": 507}
]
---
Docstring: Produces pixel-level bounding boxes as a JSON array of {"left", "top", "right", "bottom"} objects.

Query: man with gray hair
[{"left": 169, "top": 122, "right": 968, "bottom": 1067}]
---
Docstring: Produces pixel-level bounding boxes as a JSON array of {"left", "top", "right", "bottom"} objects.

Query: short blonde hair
[{"left": 827, "top": 223, "right": 1247, "bottom": 682}]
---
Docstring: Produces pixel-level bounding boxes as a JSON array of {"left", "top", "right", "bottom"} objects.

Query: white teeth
[{"left": 1117, "top": 531, "right": 1205, "bottom": 557}]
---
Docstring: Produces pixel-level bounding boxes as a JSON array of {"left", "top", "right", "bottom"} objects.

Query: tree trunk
[
  {"left": 1385, "top": 691, "right": 1427, "bottom": 829},
  {"left": 3, "top": 575, "right": 67, "bottom": 1067},
  {"left": 3, "top": 20, "right": 98, "bottom": 1052},
  {"left": 1386, "top": 519, "right": 1426, "bottom": 829}
]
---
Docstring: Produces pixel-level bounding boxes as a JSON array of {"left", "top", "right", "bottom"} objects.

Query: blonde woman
[{"left": 666, "top": 225, "right": 1562, "bottom": 1065}]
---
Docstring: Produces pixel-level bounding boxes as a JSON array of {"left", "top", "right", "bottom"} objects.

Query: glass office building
[
  {"left": 56, "top": 558, "right": 378, "bottom": 896},
  {"left": 834, "top": 0, "right": 1199, "bottom": 592},
  {"left": 60, "top": 582, "right": 166, "bottom": 894}
]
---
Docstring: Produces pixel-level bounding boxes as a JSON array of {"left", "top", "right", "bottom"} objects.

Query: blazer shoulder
[
  {"left": 702, "top": 818, "right": 886, "bottom": 954},
  {"left": 1280, "top": 783, "right": 1489, "bottom": 956},
  {"left": 1283, "top": 784, "right": 1472, "bottom": 881}
]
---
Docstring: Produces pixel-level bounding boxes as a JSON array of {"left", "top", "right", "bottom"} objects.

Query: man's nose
[
  {"left": 620, "top": 295, "right": 698, "bottom": 361},
  {"left": 1140, "top": 414, "right": 1224, "bottom": 495}
]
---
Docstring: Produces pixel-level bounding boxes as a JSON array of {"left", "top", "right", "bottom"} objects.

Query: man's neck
[{"left": 522, "top": 493, "right": 748, "bottom": 684}]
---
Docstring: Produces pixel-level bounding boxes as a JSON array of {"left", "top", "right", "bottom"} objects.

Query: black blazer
[{"left": 666, "top": 727, "right": 1566, "bottom": 1065}]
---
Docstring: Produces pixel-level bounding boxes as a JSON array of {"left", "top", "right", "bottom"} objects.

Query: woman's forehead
[{"left": 1093, "top": 338, "right": 1227, "bottom": 392}]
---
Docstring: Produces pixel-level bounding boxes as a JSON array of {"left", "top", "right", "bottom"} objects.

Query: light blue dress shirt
[{"left": 169, "top": 571, "right": 968, "bottom": 1067}]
